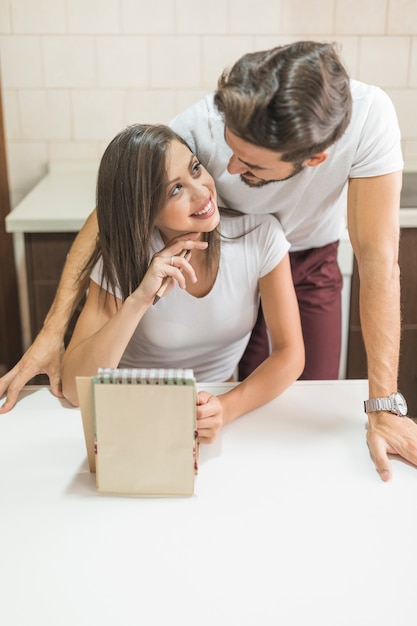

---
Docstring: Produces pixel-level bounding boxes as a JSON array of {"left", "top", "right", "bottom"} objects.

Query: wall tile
[
  {"left": 0, "top": 0, "right": 12, "bottom": 33},
  {"left": 358, "top": 37, "right": 410, "bottom": 87},
  {"left": 388, "top": 0, "right": 417, "bottom": 35},
  {"left": 11, "top": 0, "right": 66, "bottom": 33},
  {"left": 48, "top": 141, "right": 101, "bottom": 162},
  {"left": 2, "top": 90, "right": 21, "bottom": 140},
  {"left": 121, "top": 0, "right": 175, "bottom": 34},
  {"left": 97, "top": 140, "right": 111, "bottom": 157},
  {"left": 72, "top": 90, "right": 125, "bottom": 140},
  {"left": 281, "top": 0, "right": 334, "bottom": 34},
  {"left": 10, "top": 189, "right": 26, "bottom": 209},
  {"left": 42, "top": 36, "right": 96, "bottom": 88},
  {"left": 125, "top": 90, "right": 176, "bottom": 125},
  {"left": 335, "top": 0, "right": 387, "bottom": 34},
  {"left": 230, "top": 0, "right": 281, "bottom": 34},
  {"left": 0, "top": 36, "right": 43, "bottom": 88},
  {"left": 18, "top": 90, "right": 71, "bottom": 140},
  {"left": 67, "top": 0, "right": 120, "bottom": 34},
  {"left": 7, "top": 141, "right": 48, "bottom": 193},
  {"left": 389, "top": 89, "right": 417, "bottom": 139},
  {"left": 201, "top": 36, "right": 253, "bottom": 88},
  {"left": 149, "top": 36, "right": 201, "bottom": 88},
  {"left": 174, "top": 90, "right": 210, "bottom": 117},
  {"left": 254, "top": 34, "right": 299, "bottom": 51},
  {"left": 410, "top": 38, "right": 417, "bottom": 87},
  {"left": 176, "top": 0, "right": 227, "bottom": 34},
  {"left": 254, "top": 35, "right": 360, "bottom": 77},
  {"left": 96, "top": 36, "right": 148, "bottom": 88},
  {"left": 403, "top": 140, "right": 417, "bottom": 163},
  {"left": 2, "top": 0, "right": 417, "bottom": 204}
]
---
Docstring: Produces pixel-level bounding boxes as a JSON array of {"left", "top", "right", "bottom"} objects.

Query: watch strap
[{"left": 364, "top": 397, "right": 392, "bottom": 413}]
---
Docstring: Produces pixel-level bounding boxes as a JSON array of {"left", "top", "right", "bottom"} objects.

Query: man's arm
[
  {"left": 347, "top": 172, "right": 417, "bottom": 480},
  {"left": 0, "top": 210, "right": 98, "bottom": 412}
]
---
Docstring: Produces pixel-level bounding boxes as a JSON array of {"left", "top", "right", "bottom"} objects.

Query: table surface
[{"left": 1, "top": 380, "right": 416, "bottom": 626}]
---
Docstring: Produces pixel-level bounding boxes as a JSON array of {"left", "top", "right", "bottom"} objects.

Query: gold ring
[{"left": 170, "top": 256, "right": 175, "bottom": 266}]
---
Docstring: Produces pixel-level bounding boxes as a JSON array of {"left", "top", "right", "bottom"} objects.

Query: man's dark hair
[{"left": 214, "top": 41, "right": 352, "bottom": 162}]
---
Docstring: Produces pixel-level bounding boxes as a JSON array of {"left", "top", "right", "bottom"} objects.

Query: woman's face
[{"left": 154, "top": 140, "right": 220, "bottom": 242}]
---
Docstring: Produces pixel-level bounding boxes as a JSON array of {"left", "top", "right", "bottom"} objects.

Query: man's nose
[{"left": 227, "top": 154, "right": 246, "bottom": 175}]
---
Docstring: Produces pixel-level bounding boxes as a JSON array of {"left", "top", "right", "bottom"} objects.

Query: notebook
[{"left": 76, "top": 368, "right": 198, "bottom": 496}]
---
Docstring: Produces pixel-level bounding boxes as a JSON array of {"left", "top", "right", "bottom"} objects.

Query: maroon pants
[{"left": 238, "top": 241, "right": 343, "bottom": 380}]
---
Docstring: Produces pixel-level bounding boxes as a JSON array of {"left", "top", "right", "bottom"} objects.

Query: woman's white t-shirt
[{"left": 90, "top": 213, "right": 289, "bottom": 382}]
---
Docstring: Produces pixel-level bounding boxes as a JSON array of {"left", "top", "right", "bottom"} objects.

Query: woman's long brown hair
[{"left": 81, "top": 124, "right": 220, "bottom": 301}]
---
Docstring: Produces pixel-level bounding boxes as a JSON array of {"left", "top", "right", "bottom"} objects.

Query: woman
[{"left": 62, "top": 124, "right": 304, "bottom": 443}]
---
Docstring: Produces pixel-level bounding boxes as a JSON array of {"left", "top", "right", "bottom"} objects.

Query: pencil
[{"left": 152, "top": 249, "right": 190, "bottom": 305}]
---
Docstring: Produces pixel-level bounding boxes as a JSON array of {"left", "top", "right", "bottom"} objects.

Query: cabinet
[
  {"left": 5, "top": 162, "right": 97, "bottom": 359},
  {"left": 0, "top": 81, "right": 22, "bottom": 371},
  {"left": 346, "top": 228, "right": 417, "bottom": 416},
  {"left": 24, "top": 232, "right": 84, "bottom": 343},
  {"left": 24, "top": 231, "right": 85, "bottom": 384}
]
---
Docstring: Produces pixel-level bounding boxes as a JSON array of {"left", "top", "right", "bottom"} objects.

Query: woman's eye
[{"left": 170, "top": 183, "right": 182, "bottom": 197}]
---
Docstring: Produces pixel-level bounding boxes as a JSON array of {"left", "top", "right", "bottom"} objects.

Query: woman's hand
[
  {"left": 196, "top": 391, "right": 225, "bottom": 443},
  {"left": 132, "top": 233, "right": 208, "bottom": 304}
]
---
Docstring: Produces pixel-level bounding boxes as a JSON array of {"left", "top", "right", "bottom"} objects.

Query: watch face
[{"left": 393, "top": 393, "right": 408, "bottom": 416}]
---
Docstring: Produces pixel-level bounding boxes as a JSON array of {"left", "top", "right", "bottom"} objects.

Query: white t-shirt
[
  {"left": 90, "top": 214, "right": 289, "bottom": 382},
  {"left": 170, "top": 80, "right": 403, "bottom": 251}
]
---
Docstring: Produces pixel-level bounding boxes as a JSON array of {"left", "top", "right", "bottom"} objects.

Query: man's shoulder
[
  {"left": 170, "top": 93, "right": 218, "bottom": 127},
  {"left": 350, "top": 78, "right": 376, "bottom": 97},
  {"left": 350, "top": 79, "right": 393, "bottom": 112},
  {"left": 170, "top": 94, "right": 225, "bottom": 157}
]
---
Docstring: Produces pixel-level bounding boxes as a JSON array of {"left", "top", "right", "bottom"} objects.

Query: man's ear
[{"left": 305, "top": 151, "right": 328, "bottom": 167}]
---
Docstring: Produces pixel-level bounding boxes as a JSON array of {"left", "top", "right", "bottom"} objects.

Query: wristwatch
[{"left": 364, "top": 392, "right": 408, "bottom": 417}]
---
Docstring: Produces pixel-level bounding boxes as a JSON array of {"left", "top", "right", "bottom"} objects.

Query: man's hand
[
  {"left": 0, "top": 328, "right": 65, "bottom": 413},
  {"left": 366, "top": 411, "right": 417, "bottom": 481}
]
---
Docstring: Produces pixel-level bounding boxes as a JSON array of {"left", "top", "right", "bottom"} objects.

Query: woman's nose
[{"left": 190, "top": 179, "right": 210, "bottom": 202}]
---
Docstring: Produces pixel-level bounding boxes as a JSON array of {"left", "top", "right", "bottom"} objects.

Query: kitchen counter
[{"left": 6, "top": 161, "right": 99, "bottom": 233}]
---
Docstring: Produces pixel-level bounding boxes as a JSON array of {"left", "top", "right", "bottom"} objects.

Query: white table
[{"left": 1, "top": 380, "right": 416, "bottom": 626}]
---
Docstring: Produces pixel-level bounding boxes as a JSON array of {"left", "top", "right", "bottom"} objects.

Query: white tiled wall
[{"left": 1, "top": 0, "right": 417, "bottom": 207}]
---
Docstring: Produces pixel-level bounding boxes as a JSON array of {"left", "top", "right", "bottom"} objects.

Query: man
[{"left": 2, "top": 41, "right": 417, "bottom": 480}]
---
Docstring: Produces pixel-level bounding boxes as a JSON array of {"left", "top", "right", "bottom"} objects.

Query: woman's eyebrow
[{"left": 166, "top": 155, "right": 195, "bottom": 185}]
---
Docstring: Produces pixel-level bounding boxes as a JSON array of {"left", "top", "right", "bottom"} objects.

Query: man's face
[{"left": 225, "top": 128, "right": 305, "bottom": 187}]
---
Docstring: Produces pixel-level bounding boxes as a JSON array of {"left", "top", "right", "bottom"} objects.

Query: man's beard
[{"left": 240, "top": 161, "right": 305, "bottom": 188}]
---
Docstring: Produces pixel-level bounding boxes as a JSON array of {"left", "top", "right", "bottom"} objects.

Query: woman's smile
[{"left": 191, "top": 198, "right": 216, "bottom": 218}]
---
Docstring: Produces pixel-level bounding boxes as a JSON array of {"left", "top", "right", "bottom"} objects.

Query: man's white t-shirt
[
  {"left": 90, "top": 214, "right": 289, "bottom": 382},
  {"left": 170, "top": 80, "right": 403, "bottom": 252}
]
